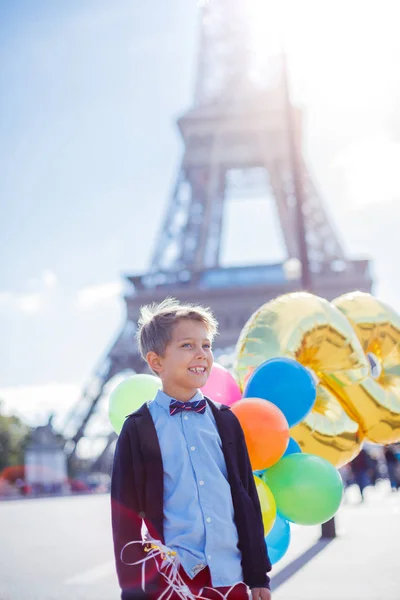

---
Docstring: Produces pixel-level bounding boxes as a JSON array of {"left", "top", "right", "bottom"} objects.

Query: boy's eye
[{"left": 181, "top": 343, "right": 211, "bottom": 349}]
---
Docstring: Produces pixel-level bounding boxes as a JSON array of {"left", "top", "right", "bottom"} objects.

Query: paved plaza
[{"left": 1, "top": 481, "right": 398, "bottom": 600}]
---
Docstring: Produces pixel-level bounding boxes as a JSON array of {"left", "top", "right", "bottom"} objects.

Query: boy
[{"left": 111, "top": 298, "right": 272, "bottom": 600}]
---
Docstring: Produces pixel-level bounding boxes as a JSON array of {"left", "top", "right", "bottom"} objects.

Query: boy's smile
[
  {"left": 147, "top": 319, "right": 214, "bottom": 401},
  {"left": 188, "top": 366, "right": 206, "bottom": 375}
]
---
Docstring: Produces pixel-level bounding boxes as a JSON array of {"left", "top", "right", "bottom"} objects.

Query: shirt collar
[{"left": 154, "top": 389, "right": 205, "bottom": 412}]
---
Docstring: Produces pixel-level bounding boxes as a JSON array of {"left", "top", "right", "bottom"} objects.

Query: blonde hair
[{"left": 137, "top": 297, "right": 218, "bottom": 358}]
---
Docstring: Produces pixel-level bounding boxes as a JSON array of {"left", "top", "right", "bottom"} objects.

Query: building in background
[{"left": 25, "top": 416, "right": 68, "bottom": 495}]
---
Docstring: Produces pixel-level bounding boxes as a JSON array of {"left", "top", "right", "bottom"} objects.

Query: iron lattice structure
[{"left": 62, "top": 1, "right": 372, "bottom": 468}]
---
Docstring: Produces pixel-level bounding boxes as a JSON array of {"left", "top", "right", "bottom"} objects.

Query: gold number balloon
[
  {"left": 333, "top": 292, "right": 400, "bottom": 444},
  {"left": 235, "top": 292, "right": 369, "bottom": 468}
]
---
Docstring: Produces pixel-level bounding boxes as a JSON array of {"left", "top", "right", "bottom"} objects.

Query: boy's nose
[{"left": 196, "top": 347, "right": 207, "bottom": 359}]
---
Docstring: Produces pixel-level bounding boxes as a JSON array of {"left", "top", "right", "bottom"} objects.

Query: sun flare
[{"left": 244, "top": 0, "right": 400, "bottom": 209}]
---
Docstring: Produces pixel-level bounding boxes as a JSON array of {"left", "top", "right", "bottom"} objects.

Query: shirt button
[
  {"left": 207, "top": 555, "right": 212, "bottom": 560},
  {"left": 206, "top": 517, "right": 212, "bottom": 523},
  {"left": 199, "top": 480, "right": 204, "bottom": 486},
  {"left": 183, "top": 415, "right": 189, "bottom": 420},
  {"left": 191, "top": 446, "right": 196, "bottom": 451}
]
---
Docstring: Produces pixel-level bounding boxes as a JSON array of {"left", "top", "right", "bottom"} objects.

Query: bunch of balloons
[
  {"left": 225, "top": 358, "right": 343, "bottom": 565},
  {"left": 235, "top": 291, "right": 400, "bottom": 468}
]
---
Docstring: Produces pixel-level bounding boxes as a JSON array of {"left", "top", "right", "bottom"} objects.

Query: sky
[{"left": 2, "top": 0, "right": 400, "bottom": 433}]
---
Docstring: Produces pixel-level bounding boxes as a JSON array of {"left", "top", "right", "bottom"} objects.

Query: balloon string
[{"left": 121, "top": 538, "right": 238, "bottom": 600}]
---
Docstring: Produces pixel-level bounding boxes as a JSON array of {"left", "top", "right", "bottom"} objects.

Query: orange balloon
[{"left": 231, "top": 398, "right": 289, "bottom": 470}]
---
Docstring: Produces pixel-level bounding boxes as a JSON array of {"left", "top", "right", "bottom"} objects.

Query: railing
[{"left": 125, "top": 259, "right": 371, "bottom": 294}]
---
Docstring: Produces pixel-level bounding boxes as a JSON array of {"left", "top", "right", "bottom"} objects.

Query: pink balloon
[{"left": 201, "top": 363, "right": 242, "bottom": 406}]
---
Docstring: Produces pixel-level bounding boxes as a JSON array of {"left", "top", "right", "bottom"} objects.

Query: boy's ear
[{"left": 146, "top": 351, "right": 163, "bottom": 374}]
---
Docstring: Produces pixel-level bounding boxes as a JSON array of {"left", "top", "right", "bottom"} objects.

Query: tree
[{"left": 0, "top": 401, "right": 31, "bottom": 475}]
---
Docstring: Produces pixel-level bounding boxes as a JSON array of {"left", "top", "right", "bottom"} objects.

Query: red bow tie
[{"left": 169, "top": 399, "right": 207, "bottom": 416}]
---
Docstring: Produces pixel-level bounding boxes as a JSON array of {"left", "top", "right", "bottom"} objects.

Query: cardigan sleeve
[
  {"left": 235, "top": 417, "right": 272, "bottom": 589},
  {"left": 111, "top": 419, "right": 150, "bottom": 599}
]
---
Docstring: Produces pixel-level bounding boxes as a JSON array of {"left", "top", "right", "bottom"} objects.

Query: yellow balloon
[
  {"left": 333, "top": 292, "right": 400, "bottom": 444},
  {"left": 235, "top": 293, "right": 368, "bottom": 467},
  {"left": 291, "top": 385, "right": 363, "bottom": 468},
  {"left": 254, "top": 475, "right": 276, "bottom": 536}
]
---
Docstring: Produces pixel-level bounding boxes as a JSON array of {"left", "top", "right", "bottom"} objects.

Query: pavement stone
[{"left": 270, "top": 481, "right": 400, "bottom": 600}]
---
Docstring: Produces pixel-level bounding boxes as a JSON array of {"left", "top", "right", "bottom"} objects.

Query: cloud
[
  {"left": 0, "top": 291, "right": 43, "bottom": 314},
  {"left": 0, "top": 269, "right": 58, "bottom": 314},
  {"left": 0, "top": 382, "right": 81, "bottom": 429},
  {"left": 15, "top": 292, "right": 43, "bottom": 314},
  {"left": 27, "top": 269, "right": 58, "bottom": 291},
  {"left": 42, "top": 269, "right": 58, "bottom": 289},
  {"left": 75, "top": 280, "right": 124, "bottom": 310}
]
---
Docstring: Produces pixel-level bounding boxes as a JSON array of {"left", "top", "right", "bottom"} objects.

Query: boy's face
[{"left": 147, "top": 318, "right": 213, "bottom": 399}]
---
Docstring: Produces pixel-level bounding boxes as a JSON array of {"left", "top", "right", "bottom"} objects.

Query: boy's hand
[{"left": 251, "top": 587, "right": 271, "bottom": 600}]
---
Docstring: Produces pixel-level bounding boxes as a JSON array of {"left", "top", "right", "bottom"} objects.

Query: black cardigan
[{"left": 111, "top": 398, "right": 271, "bottom": 598}]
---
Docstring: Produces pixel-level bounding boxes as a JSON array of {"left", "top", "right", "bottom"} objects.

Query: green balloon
[
  {"left": 262, "top": 453, "right": 343, "bottom": 525},
  {"left": 109, "top": 374, "right": 161, "bottom": 434}
]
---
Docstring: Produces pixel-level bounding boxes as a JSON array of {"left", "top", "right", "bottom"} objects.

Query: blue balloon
[
  {"left": 283, "top": 437, "right": 302, "bottom": 458},
  {"left": 265, "top": 514, "right": 291, "bottom": 565},
  {"left": 244, "top": 358, "right": 316, "bottom": 427},
  {"left": 253, "top": 469, "right": 267, "bottom": 478}
]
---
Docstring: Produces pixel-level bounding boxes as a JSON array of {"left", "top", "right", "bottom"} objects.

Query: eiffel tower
[{"left": 62, "top": 0, "right": 372, "bottom": 469}]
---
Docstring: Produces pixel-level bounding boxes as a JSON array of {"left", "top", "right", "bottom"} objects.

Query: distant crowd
[{"left": 340, "top": 444, "right": 400, "bottom": 501}]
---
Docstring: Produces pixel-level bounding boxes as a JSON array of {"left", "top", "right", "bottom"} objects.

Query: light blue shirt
[{"left": 147, "top": 389, "right": 243, "bottom": 587}]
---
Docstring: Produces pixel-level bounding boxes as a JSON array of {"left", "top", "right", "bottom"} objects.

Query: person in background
[
  {"left": 350, "top": 448, "right": 373, "bottom": 502},
  {"left": 383, "top": 445, "right": 400, "bottom": 491}
]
